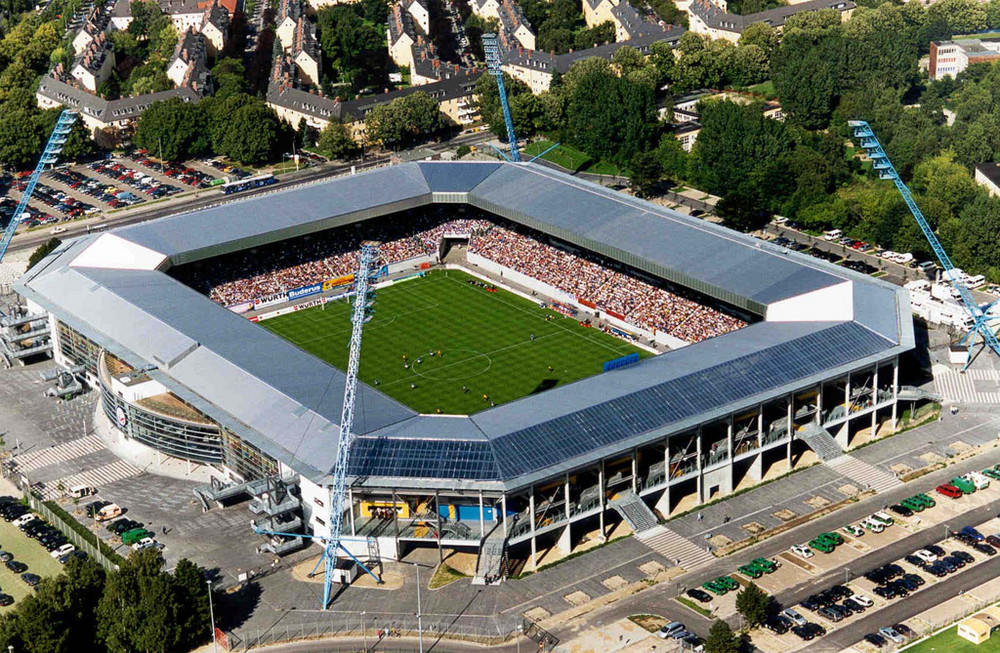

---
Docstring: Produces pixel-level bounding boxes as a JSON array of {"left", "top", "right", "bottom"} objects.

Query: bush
[
  {"left": 26, "top": 237, "right": 61, "bottom": 270},
  {"left": 43, "top": 500, "right": 125, "bottom": 567}
]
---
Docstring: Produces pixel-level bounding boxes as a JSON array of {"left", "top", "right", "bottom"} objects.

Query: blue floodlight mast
[
  {"left": 254, "top": 242, "right": 384, "bottom": 609},
  {"left": 849, "top": 120, "right": 1000, "bottom": 368},
  {"left": 483, "top": 33, "right": 520, "bottom": 163},
  {"left": 0, "top": 109, "right": 77, "bottom": 264}
]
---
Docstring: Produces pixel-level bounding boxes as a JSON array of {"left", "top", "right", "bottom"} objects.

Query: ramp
[
  {"left": 610, "top": 490, "right": 659, "bottom": 533},
  {"left": 827, "top": 455, "right": 902, "bottom": 493},
  {"left": 472, "top": 524, "right": 507, "bottom": 585},
  {"left": 797, "top": 423, "right": 844, "bottom": 462},
  {"left": 637, "top": 525, "right": 715, "bottom": 570}
]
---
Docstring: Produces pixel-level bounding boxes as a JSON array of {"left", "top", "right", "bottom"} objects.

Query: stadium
[{"left": 12, "top": 161, "right": 914, "bottom": 579}]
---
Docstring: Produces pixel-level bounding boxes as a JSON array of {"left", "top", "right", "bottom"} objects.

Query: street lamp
[
  {"left": 414, "top": 562, "right": 424, "bottom": 653},
  {"left": 207, "top": 579, "right": 218, "bottom": 653},
  {"left": 361, "top": 610, "right": 367, "bottom": 651},
  {"left": 516, "top": 623, "right": 523, "bottom": 653},
  {"left": 844, "top": 567, "right": 851, "bottom": 584}
]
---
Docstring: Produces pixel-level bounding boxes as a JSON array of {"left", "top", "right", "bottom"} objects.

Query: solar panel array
[
  {"left": 490, "top": 321, "right": 890, "bottom": 478},
  {"left": 349, "top": 437, "right": 500, "bottom": 480}
]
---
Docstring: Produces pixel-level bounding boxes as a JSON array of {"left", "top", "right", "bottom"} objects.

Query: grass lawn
[
  {"left": 262, "top": 269, "right": 648, "bottom": 414},
  {"left": 745, "top": 80, "right": 775, "bottom": 99},
  {"left": 906, "top": 625, "right": 1000, "bottom": 652},
  {"left": 0, "top": 515, "right": 64, "bottom": 611},
  {"left": 581, "top": 160, "right": 622, "bottom": 176},
  {"left": 428, "top": 563, "right": 467, "bottom": 589},
  {"left": 522, "top": 140, "right": 591, "bottom": 171}
]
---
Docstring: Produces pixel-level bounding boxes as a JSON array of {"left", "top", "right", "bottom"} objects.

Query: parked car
[
  {"left": 864, "top": 633, "right": 888, "bottom": 648},
  {"left": 879, "top": 626, "right": 904, "bottom": 644},
  {"left": 791, "top": 544, "right": 813, "bottom": 558},
  {"left": 686, "top": 589, "right": 712, "bottom": 603},
  {"left": 888, "top": 504, "right": 913, "bottom": 518},
  {"left": 50, "top": 544, "right": 74, "bottom": 559},
  {"left": 0, "top": 594, "right": 13, "bottom": 606},
  {"left": 843, "top": 524, "right": 865, "bottom": 537},
  {"left": 936, "top": 483, "right": 963, "bottom": 499},
  {"left": 961, "top": 526, "right": 984, "bottom": 542},
  {"left": 851, "top": 593, "right": 874, "bottom": 607},
  {"left": 656, "top": 622, "right": 685, "bottom": 639},
  {"left": 5, "top": 560, "right": 26, "bottom": 573},
  {"left": 20, "top": 573, "right": 40, "bottom": 587},
  {"left": 782, "top": 608, "right": 807, "bottom": 627},
  {"left": 973, "top": 542, "right": 997, "bottom": 556}
]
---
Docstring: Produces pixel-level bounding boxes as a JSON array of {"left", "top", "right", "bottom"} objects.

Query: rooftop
[
  {"left": 17, "top": 162, "right": 912, "bottom": 491},
  {"left": 689, "top": 0, "right": 855, "bottom": 33}
]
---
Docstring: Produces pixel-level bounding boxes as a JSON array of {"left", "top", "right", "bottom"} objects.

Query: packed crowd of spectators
[
  {"left": 174, "top": 209, "right": 745, "bottom": 343},
  {"left": 469, "top": 225, "right": 746, "bottom": 342}
]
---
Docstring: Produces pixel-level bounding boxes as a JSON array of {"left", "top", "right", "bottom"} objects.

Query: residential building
[
  {"left": 277, "top": 0, "right": 304, "bottom": 49},
  {"left": 111, "top": 0, "right": 234, "bottom": 38},
  {"left": 167, "top": 28, "right": 209, "bottom": 88},
  {"left": 292, "top": 17, "right": 322, "bottom": 86},
  {"left": 502, "top": 26, "right": 685, "bottom": 94},
  {"left": 610, "top": 1, "right": 671, "bottom": 41},
  {"left": 404, "top": 0, "right": 430, "bottom": 33},
  {"left": 471, "top": 0, "right": 500, "bottom": 19},
  {"left": 71, "top": 32, "right": 116, "bottom": 93},
  {"left": 929, "top": 39, "right": 1000, "bottom": 80},
  {"left": 975, "top": 162, "right": 1000, "bottom": 198},
  {"left": 387, "top": 2, "right": 418, "bottom": 71},
  {"left": 73, "top": 3, "right": 113, "bottom": 53},
  {"left": 667, "top": 89, "right": 783, "bottom": 150},
  {"left": 200, "top": 0, "right": 230, "bottom": 55},
  {"left": 37, "top": 73, "right": 202, "bottom": 147},
  {"left": 583, "top": 0, "right": 617, "bottom": 28},
  {"left": 687, "top": 0, "right": 854, "bottom": 42},
  {"left": 498, "top": 0, "right": 535, "bottom": 50}
]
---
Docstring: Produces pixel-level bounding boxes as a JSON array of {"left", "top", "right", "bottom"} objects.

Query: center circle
[{"left": 409, "top": 348, "right": 492, "bottom": 381}]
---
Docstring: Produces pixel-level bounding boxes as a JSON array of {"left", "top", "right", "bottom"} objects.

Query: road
[
  {"left": 548, "top": 435, "right": 1000, "bottom": 649},
  {"left": 6, "top": 130, "right": 491, "bottom": 256}
]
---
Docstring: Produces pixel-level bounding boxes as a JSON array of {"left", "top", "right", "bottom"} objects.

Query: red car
[{"left": 936, "top": 483, "right": 963, "bottom": 499}]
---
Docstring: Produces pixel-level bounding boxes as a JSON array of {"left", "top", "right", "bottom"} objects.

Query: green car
[
  {"left": 703, "top": 580, "right": 728, "bottom": 595},
  {"left": 818, "top": 532, "right": 844, "bottom": 545},
  {"left": 900, "top": 497, "right": 925, "bottom": 512},
  {"left": 717, "top": 576, "right": 739, "bottom": 591},
  {"left": 121, "top": 528, "right": 153, "bottom": 545},
  {"left": 914, "top": 493, "right": 936, "bottom": 508},
  {"left": 952, "top": 476, "right": 976, "bottom": 494},
  {"left": 809, "top": 538, "right": 835, "bottom": 553},
  {"left": 752, "top": 557, "right": 777, "bottom": 573},
  {"left": 983, "top": 468, "right": 1000, "bottom": 481},
  {"left": 738, "top": 564, "right": 763, "bottom": 579}
]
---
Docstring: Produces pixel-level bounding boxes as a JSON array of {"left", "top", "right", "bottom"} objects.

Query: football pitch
[{"left": 261, "top": 269, "right": 650, "bottom": 415}]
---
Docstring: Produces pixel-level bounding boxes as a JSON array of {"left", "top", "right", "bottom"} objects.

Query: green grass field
[
  {"left": 906, "top": 625, "right": 1000, "bottom": 652},
  {"left": 262, "top": 270, "right": 648, "bottom": 414},
  {"left": 0, "top": 515, "right": 64, "bottom": 611}
]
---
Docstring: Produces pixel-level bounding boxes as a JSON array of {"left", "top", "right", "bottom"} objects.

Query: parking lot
[
  {"left": 1, "top": 153, "right": 233, "bottom": 237},
  {"left": 721, "top": 468, "right": 1000, "bottom": 651},
  {"left": 0, "top": 500, "right": 68, "bottom": 611}
]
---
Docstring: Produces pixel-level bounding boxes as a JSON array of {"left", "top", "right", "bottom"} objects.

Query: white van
[
  {"left": 69, "top": 485, "right": 93, "bottom": 499},
  {"left": 96, "top": 503, "right": 122, "bottom": 521},
  {"left": 966, "top": 274, "right": 986, "bottom": 289},
  {"left": 823, "top": 229, "right": 843, "bottom": 241}
]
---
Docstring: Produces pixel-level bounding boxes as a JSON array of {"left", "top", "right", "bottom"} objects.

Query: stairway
[
  {"left": 637, "top": 525, "right": 715, "bottom": 570},
  {"left": 610, "top": 491, "right": 659, "bottom": 533},
  {"left": 827, "top": 455, "right": 902, "bottom": 493},
  {"left": 472, "top": 525, "right": 507, "bottom": 585},
  {"left": 797, "top": 423, "right": 844, "bottom": 462}
]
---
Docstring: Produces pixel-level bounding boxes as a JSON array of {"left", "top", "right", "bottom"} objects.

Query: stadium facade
[{"left": 13, "top": 161, "right": 914, "bottom": 573}]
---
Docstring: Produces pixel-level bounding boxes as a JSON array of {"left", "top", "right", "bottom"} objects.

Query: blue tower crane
[
  {"left": 0, "top": 109, "right": 78, "bottom": 264},
  {"left": 483, "top": 33, "right": 521, "bottom": 163},
  {"left": 254, "top": 242, "right": 384, "bottom": 609},
  {"left": 849, "top": 120, "right": 1000, "bottom": 368}
]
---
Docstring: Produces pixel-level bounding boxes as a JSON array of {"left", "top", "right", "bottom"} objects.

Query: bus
[{"left": 220, "top": 174, "right": 276, "bottom": 195}]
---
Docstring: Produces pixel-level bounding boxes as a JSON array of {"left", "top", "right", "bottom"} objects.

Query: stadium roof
[{"left": 17, "top": 161, "right": 914, "bottom": 491}]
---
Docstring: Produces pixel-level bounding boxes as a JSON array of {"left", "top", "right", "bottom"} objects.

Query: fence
[
  {"left": 23, "top": 491, "right": 121, "bottom": 572},
  {"left": 228, "top": 613, "right": 522, "bottom": 651}
]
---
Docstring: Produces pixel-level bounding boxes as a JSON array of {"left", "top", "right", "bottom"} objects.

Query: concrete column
[
  {"left": 786, "top": 396, "right": 793, "bottom": 469},
  {"left": 564, "top": 473, "right": 571, "bottom": 521},
  {"left": 696, "top": 428, "right": 703, "bottom": 504},
  {"left": 557, "top": 523, "right": 572, "bottom": 553},
  {"left": 816, "top": 384, "right": 823, "bottom": 425},
  {"left": 631, "top": 449, "right": 638, "bottom": 493},
  {"left": 726, "top": 419, "right": 734, "bottom": 489},
  {"left": 501, "top": 494, "right": 508, "bottom": 536},
  {"left": 435, "top": 490, "right": 443, "bottom": 564},
  {"left": 478, "top": 491, "right": 485, "bottom": 541},
  {"left": 393, "top": 491, "right": 399, "bottom": 544},
  {"left": 871, "top": 367, "right": 879, "bottom": 436},
  {"left": 529, "top": 487, "right": 537, "bottom": 567},
  {"left": 891, "top": 359, "right": 899, "bottom": 431},
  {"left": 348, "top": 487, "right": 356, "bottom": 536},
  {"left": 598, "top": 461, "right": 606, "bottom": 540},
  {"left": 757, "top": 407, "right": 764, "bottom": 449}
]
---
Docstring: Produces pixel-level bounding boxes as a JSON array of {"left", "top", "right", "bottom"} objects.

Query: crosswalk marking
[
  {"left": 933, "top": 365, "right": 1000, "bottom": 404},
  {"left": 637, "top": 525, "right": 715, "bottom": 570},
  {"left": 15, "top": 435, "right": 105, "bottom": 472},
  {"left": 39, "top": 460, "right": 144, "bottom": 499},
  {"left": 827, "top": 455, "right": 901, "bottom": 493}
]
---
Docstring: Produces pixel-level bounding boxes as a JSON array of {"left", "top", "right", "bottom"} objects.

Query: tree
[
  {"left": 219, "top": 101, "right": 281, "bottom": 164},
  {"left": 612, "top": 45, "right": 644, "bottom": 77},
  {"left": 739, "top": 22, "right": 778, "bottom": 60},
  {"left": 474, "top": 72, "right": 534, "bottom": 141},
  {"left": 134, "top": 98, "right": 208, "bottom": 161},
  {"left": 171, "top": 559, "right": 209, "bottom": 649},
  {"left": 911, "top": 151, "right": 980, "bottom": 215},
  {"left": 628, "top": 150, "right": 662, "bottom": 198},
  {"left": 705, "top": 620, "right": 741, "bottom": 653},
  {"left": 58, "top": 116, "right": 99, "bottom": 161},
  {"left": 27, "top": 238, "right": 61, "bottom": 270},
  {"left": 0, "top": 108, "right": 44, "bottom": 169},
  {"left": 772, "top": 29, "right": 842, "bottom": 129},
  {"left": 317, "top": 120, "right": 359, "bottom": 159},
  {"left": 212, "top": 58, "right": 248, "bottom": 99},
  {"left": 364, "top": 91, "right": 446, "bottom": 147},
  {"left": 735, "top": 583, "right": 769, "bottom": 628}
]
